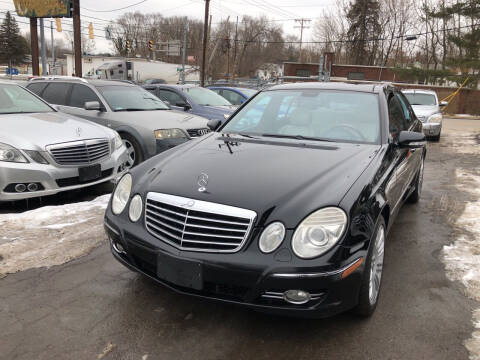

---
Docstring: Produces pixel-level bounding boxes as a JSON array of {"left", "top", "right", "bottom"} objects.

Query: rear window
[{"left": 41, "top": 83, "right": 71, "bottom": 105}]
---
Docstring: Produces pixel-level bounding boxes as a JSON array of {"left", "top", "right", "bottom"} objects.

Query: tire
[
  {"left": 431, "top": 133, "right": 441, "bottom": 142},
  {"left": 120, "top": 133, "right": 144, "bottom": 168},
  {"left": 407, "top": 155, "right": 425, "bottom": 204},
  {"left": 354, "top": 217, "right": 386, "bottom": 317}
]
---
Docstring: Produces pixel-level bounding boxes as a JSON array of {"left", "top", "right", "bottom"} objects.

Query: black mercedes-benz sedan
[{"left": 104, "top": 82, "right": 426, "bottom": 318}]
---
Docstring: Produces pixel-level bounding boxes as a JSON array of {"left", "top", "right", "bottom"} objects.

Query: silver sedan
[{"left": 0, "top": 82, "right": 128, "bottom": 201}]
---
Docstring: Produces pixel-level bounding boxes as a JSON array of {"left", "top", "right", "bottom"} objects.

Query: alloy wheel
[
  {"left": 123, "top": 139, "right": 136, "bottom": 168},
  {"left": 369, "top": 225, "right": 385, "bottom": 305}
]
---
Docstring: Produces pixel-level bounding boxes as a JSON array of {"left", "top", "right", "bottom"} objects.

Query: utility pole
[
  {"left": 30, "top": 18, "right": 39, "bottom": 76},
  {"left": 200, "top": 0, "right": 210, "bottom": 87},
  {"left": 73, "top": 0, "right": 82, "bottom": 77},
  {"left": 181, "top": 17, "right": 188, "bottom": 84},
  {"left": 294, "top": 18, "right": 311, "bottom": 63},
  {"left": 50, "top": 21, "right": 56, "bottom": 75},
  {"left": 39, "top": 18, "right": 47, "bottom": 75},
  {"left": 232, "top": 16, "right": 238, "bottom": 81}
]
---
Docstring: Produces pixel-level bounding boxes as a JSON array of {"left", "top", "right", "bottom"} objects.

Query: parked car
[
  {"left": 402, "top": 89, "right": 446, "bottom": 141},
  {"left": 143, "top": 84, "right": 236, "bottom": 123},
  {"left": 144, "top": 79, "right": 167, "bottom": 85},
  {"left": 104, "top": 82, "right": 426, "bottom": 318},
  {"left": 0, "top": 81, "right": 128, "bottom": 202},
  {"left": 26, "top": 78, "right": 210, "bottom": 167},
  {"left": 208, "top": 86, "right": 258, "bottom": 105}
]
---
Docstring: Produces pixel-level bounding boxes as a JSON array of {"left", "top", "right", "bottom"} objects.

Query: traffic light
[
  {"left": 55, "top": 18, "right": 62, "bottom": 32},
  {"left": 88, "top": 22, "right": 94, "bottom": 40},
  {"left": 126, "top": 40, "right": 131, "bottom": 52},
  {"left": 148, "top": 40, "right": 153, "bottom": 52}
]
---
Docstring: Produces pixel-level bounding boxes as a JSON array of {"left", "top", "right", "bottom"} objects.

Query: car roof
[
  {"left": 401, "top": 89, "right": 437, "bottom": 95},
  {"left": 208, "top": 86, "right": 255, "bottom": 92},
  {"left": 27, "top": 78, "right": 134, "bottom": 87},
  {"left": 266, "top": 81, "right": 387, "bottom": 93},
  {"left": 147, "top": 84, "right": 197, "bottom": 89}
]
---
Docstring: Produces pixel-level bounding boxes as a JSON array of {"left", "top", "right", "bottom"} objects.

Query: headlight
[
  {"left": 129, "top": 194, "right": 143, "bottom": 222},
  {"left": 112, "top": 173, "right": 132, "bottom": 215},
  {"left": 0, "top": 143, "right": 28, "bottom": 163},
  {"left": 292, "top": 207, "right": 347, "bottom": 259},
  {"left": 24, "top": 150, "right": 48, "bottom": 164},
  {"left": 154, "top": 129, "right": 187, "bottom": 139},
  {"left": 112, "top": 132, "right": 123, "bottom": 150},
  {"left": 259, "top": 222, "right": 285, "bottom": 253},
  {"left": 427, "top": 113, "right": 442, "bottom": 123}
]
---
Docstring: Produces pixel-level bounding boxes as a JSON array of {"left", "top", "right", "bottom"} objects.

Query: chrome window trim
[{"left": 145, "top": 192, "right": 257, "bottom": 253}]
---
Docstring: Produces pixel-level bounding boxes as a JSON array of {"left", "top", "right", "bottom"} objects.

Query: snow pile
[
  {"left": 443, "top": 169, "right": 480, "bottom": 360},
  {"left": 0, "top": 194, "right": 111, "bottom": 277}
]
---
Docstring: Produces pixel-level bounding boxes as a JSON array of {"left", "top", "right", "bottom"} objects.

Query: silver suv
[
  {"left": 0, "top": 82, "right": 128, "bottom": 201},
  {"left": 26, "top": 78, "right": 210, "bottom": 167},
  {"left": 402, "top": 89, "right": 446, "bottom": 141}
]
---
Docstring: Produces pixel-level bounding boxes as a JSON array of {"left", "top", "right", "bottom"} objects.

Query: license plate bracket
[
  {"left": 78, "top": 164, "right": 102, "bottom": 182},
  {"left": 157, "top": 252, "right": 203, "bottom": 290}
]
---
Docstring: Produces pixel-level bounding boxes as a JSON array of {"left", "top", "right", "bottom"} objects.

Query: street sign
[
  {"left": 13, "top": 0, "right": 72, "bottom": 18},
  {"left": 6, "top": 68, "right": 19, "bottom": 75},
  {"left": 157, "top": 41, "right": 181, "bottom": 57}
]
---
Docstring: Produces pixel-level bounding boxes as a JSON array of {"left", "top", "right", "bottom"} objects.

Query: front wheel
[
  {"left": 354, "top": 217, "right": 386, "bottom": 317},
  {"left": 121, "top": 134, "right": 144, "bottom": 168},
  {"left": 407, "top": 156, "right": 425, "bottom": 203}
]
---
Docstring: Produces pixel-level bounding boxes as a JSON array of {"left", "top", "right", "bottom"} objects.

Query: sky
[{"left": 0, "top": 0, "right": 337, "bottom": 54}]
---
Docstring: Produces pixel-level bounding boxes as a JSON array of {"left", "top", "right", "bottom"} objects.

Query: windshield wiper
[{"left": 261, "top": 133, "right": 334, "bottom": 142}]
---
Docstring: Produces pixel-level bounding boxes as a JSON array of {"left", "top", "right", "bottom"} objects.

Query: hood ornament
[
  {"left": 197, "top": 173, "right": 209, "bottom": 193},
  {"left": 76, "top": 127, "right": 82, "bottom": 137}
]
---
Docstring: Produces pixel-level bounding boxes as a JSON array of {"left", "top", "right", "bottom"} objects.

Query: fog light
[
  {"left": 15, "top": 183, "right": 26, "bottom": 192},
  {"left": 283, "top": 290, "right": 311, "bottom": 304},
  {"left": 112, "top": 240, "right": 126, "bottom": 254},
  {"left": 27, "top": 183, "right": 38, "bottom": 192}
]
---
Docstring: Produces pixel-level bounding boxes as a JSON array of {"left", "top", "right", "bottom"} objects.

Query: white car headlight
[
  {"left": 0, "top": 143, "right": 28, "bottom": 163},
  {"left": 129, "top": 194, "right": 143, "bottom": 222},
  {"left": 154, "top": 128, "right": 187, "bottom": 139},
  {"left": 112, "top": 173, "right": 132, "bottom": 215},
  {"left": 259, "top": 222, "right": 285, "bottom": 253},
  {"left": 112, "top": 132, "right": 123, "bottom": 150},
  {"left": 292, "top": 207, "right": 347, "bottom": 259},
  {"left": 427, "top": 113, "right": 442, "bottom": 123}
]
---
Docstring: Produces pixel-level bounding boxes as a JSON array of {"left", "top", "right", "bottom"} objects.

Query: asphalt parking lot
[{"left": 1, "top": 118, "right": 479, "bottom": 360}]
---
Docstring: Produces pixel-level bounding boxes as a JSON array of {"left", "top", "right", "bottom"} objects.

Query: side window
[
  {"left": 69, "top": 84, "right": 102, "bottom": 108},
  {"left": 26, "top": 82, "right": 48, "bottom": 95},
  {"left": 388, "top": 94, "right": 407, "bottom": 138},
  {"left": 158, "top": 90, "right": 184, "bottom": 105},
  {"left": 41, "top": 83, "right": 71, "bottom": 105},
  {"left": 396, "top": 92, "right": 413, "bottom": 127},
  {"left": 223, "top": 90, "right": 244, "bottom": 105}
]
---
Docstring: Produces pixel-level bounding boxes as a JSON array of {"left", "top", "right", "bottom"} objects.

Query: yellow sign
[{"left": 13, "top": 0, "right": 72, "bottom": 18}]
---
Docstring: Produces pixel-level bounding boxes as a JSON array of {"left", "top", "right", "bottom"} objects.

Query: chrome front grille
[
  {"left": 186, "top": 128, "right": 211, "bottom": 138},
  {"left": 47, "top": 139, "right": 110, "bottom": 165},
  {"left": 145, "top": 193, "right": 256, "bottom": 252}
]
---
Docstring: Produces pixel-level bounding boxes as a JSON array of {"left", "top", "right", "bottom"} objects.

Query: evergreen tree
[
  {"left": 0, "top": 11, "right": 29, "bottom": 69},
  {"left": 346, "top": 0, "right": 381, "bottom": 65}
]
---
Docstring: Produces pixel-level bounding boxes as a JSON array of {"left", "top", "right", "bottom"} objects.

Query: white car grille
[
  {"left": 47, "top": 139, "right": 110, "bottom": 165},
  {"left": 145, "top": 192, "right": 256, "bottom": 252}
]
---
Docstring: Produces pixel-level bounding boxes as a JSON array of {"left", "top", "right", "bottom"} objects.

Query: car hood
[
  {"left": 0, "top": 112, "right": 113, "bottom": 150},
  {"left": 133, "top": 133, "right": 380, "bottom": 228},
  {"left": 109, "top": 109, "right": 209, "bottom": 129},
  {"left": 411, "top": 105, "right": 440, "bottom": 118}
]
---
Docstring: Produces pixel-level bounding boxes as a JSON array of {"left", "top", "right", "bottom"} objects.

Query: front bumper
[
  {"left": 422, "top": 122, "right": 442, "bottom": 137},
  {"left": 104, "top": 215, "right": 365, "bottom": 318},
  {"left": 0, "top": 146, "right": 129, "bottom": 201}
]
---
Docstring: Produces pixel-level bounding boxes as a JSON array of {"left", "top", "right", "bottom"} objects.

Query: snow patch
[
  {"left": 443, "top": 169, "right": 480, "bottom": 360},
  {"left": 0, "top": 194, "right": 111, "bottom": 276}
]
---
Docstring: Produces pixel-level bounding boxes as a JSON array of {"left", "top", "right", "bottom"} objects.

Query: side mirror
[
  {"left": 398, "top": 131, "right": 425, "bottom": 148},
  {"left": 439, "top": 101, "right": 448, "bottom": 107},
  {"left": 176, "top": 101, "right": 191, "bottom": 111},
  {"left": 84, "top": 101, "right": 101, "bottom": 111},
  {"left": 207, "top": 119, "right": 221, "bottom": 131}
]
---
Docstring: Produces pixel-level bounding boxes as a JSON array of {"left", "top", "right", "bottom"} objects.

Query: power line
[{"left": 82, "top": 0, "right": 149, "bottom": 13}]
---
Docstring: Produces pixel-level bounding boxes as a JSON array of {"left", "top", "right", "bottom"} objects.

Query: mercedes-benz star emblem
[
  {"left": 197, "top": 173, "right": 209, "bottom": 193},
  {"left": 76, "top": 127, "right": 82, "bottom": 137}
]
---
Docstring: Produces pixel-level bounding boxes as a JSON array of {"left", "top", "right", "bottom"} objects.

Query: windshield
[
  {"left": 404, "top": 93, "right": 437, "bottom": 106},
  {"left": 0, "top": 83, "right": 53, "bottom": 114},
  {"left": 97, "top": 85, "right": 170, "bottom": 111},
  {"left": 222, "top": 89, "right": 380, "bottom": 144},
  {"left": 183, "top": 87, "right": 232, "bottom": 106}
]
